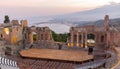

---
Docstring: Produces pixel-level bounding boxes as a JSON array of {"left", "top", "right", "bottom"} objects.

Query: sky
[{"left": 0, "top": 0, "right": 120, "bottom": 22}]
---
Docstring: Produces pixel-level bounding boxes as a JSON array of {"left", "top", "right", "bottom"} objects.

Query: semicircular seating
[{"left": 0, "top": 56, "right": 19, "bottom": 69}]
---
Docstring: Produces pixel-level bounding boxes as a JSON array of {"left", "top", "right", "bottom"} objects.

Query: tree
[
  {"left": 52, "top": 31, "right": 61, "bottom": 42},
  {"left": 4, "top": 15, "right": 10, "bottom": 23},
  {"left": 33, "top": 34, "right": 37, "bottom": 41},
  {"left": 52, "top": 31, "right": 70, "bottom": 42}
]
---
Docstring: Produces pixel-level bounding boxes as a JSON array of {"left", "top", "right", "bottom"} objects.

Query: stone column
[
  {"left": 81, "top": 33, "right": 84, "bottom": 47},
  {"left": 104, "top": 15, "right": 110, "bottom": 49},
  {"left": 76, "top": 32, "right": 79, "bottom": 47},
  {"left": 36, "top": 32, "right": 39, "bottom": 44},
  {"left": 29, "top": 32, "right": 33, "bottom": 44},
  {"left": 70, "top": 31, "right": 73, "bottom": 46},
  {"left": 85, "top": 32, "right": 88, "bottom": 48}
]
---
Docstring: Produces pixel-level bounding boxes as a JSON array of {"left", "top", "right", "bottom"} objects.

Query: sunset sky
[{"left": 0, "top": 0, "right": 120, "bottom": 20}]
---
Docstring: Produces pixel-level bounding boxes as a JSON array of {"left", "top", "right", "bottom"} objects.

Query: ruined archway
[{"left": 23, "top": 26, "right": 54, "bottom": 47}]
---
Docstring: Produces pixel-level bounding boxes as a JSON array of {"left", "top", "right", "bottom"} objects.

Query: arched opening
[
  {"left": 32, "top": 32, "right": 37, "bottom": 43},
  {"left": 41, "top": 34, "right": 43, "bottom": 40},
  {"left": 1, "top": 34, "right": 3, "bottom": 38},
  {"left": 73, "top": 35, "right": 77, "bottom": 43},
  {"left": 87, "top": 34, "right": 95, "bottom": 40},
  {"left": 101, "top": 35, "right": 104, "bottom": 42},
  {"left": 87, "top": 34, "right": 95, "bottom": 47},
  {"left": 87, "top": 34, "right": 95, "bottom": 55},
  {"left": 0, "top": 34, "right": 3, "bottom": 40},
  {"left": 28, "top": 31, "right": 37, "bottom": 44},
  {"left": 25, "top": 34, "right": 27, "bottom": 39},
  {"left": 45, "top": 34, "right": 48, "bottom": 40}
]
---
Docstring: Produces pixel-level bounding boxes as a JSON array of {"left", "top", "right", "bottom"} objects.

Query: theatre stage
[{"left": 20, "top": 48, "right": 93, "bottom": 62}]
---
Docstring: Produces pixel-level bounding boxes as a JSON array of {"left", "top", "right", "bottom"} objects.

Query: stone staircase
[{"left": 0, "top": 57, "right": 19, "bottom": 69}]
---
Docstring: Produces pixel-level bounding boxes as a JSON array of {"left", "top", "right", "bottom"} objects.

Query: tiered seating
[
  {"left": 111, "top": 23, "right": 120, "bottom": 32},
  {"left": 17, "top": 58, "right": 75, "bottom": 69},
  {"left": 0, "top": 57, "right": 19, "bottom": 69},
  {"left": 75, "top": 59, "right": 105, "bottom": 69},
  {"left": 105, "top": 49, "right": 118, "bottom": 68},
  {"left": 0, "top": 57, "right": 18, "bottom": 67},
  {"left": 0, "top": 65, "right": 19, "bottom": 69}
]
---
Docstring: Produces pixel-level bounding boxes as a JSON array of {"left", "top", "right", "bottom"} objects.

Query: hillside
[{"left": 54, "top": 3, "right": 120, "bottom": 22}]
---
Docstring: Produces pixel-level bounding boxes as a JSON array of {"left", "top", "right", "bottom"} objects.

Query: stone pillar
[
  {"left": 36, "top": 32, "right": 39, "bottom": 44},
  {"left": 70, "top": 31, "right": 73, "bottom": 46},
  {"left": 21, "top": 20, "right": 28, "bottom": 28},
  {"left": 94, "top": 33, "right": 97, "bottom": 47},
  {"left": 104, "top": 15, "right": 110, "bottom": 48},
  {"left": 47, "top": 34, "right": 50, "bottom": 40},
  {"left": 29, "top": 32, "right": 33, "bottom": 44},
  {"left": 81, "top": 33, "right": 84, "bottom": 47},
  {"left": 85, "top": 32, "right": 88, "bottom": 48},
  {"left": 76, "top": 32, "right": 79, "bottom": 47}
]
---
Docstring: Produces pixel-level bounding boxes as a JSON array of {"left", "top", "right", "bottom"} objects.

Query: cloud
[{"left": 109, "top": 2, "right": 118, "bottom": 5}]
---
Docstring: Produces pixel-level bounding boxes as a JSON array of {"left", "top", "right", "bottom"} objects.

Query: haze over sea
[{"left": 28, "top": 3, "right": 120, "bottom": 33}]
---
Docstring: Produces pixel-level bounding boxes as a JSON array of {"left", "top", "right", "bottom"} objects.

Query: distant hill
[
  {"left": 54, "top": 3, "right": 120, "bottom": 22},
  {"left": 27, "top": 3, "right": 120, "bottom": 33},
  {"left": 77, "top": 18, "right": 120, "bottom": 26}
]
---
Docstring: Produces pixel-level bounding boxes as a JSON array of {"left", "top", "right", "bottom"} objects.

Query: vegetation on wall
[{"left": 33, "top": 34, "right": 37, "bottom": 41}]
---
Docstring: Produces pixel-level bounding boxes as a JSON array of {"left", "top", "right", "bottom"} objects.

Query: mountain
[
  {"left": 54, "top": 3, "right": 120, "bottom": 22},
  {"left": 77, "top": 18, "right": 120, "bottom": 26},
  {"left": 27, "top": 3, "right": 120, "bottom": 33}
]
